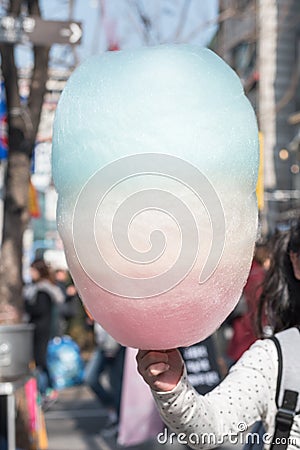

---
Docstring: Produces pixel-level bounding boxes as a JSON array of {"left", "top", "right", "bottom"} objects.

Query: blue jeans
[
  {"left": 36, "top": 366, "right": 51, "bottom": 395},
  {"left": 84, "top": 347, "right": 124, "bottom": 415}
]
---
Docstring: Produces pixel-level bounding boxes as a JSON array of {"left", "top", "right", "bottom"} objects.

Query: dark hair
[
  {"left": 257, "top": 219, "right": 300, "bottom": 336},
  {"left": 288, "top": 219, "right": 300, "bottom": 253},
  {"left": 31, "top": 259, "right": 51, "bottom": 281}
]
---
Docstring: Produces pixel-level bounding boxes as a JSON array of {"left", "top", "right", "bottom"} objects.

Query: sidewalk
[
  {"left": 44, "top": 384, "right": 187, "bottom": 450},
  {"left": 44, "top": 384, "right": 242, "bottom": 450}
]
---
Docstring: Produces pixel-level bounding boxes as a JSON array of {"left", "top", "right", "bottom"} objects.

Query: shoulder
[
  {"left": 230, "top": 338, "right": 278, "bottom": 383},
  {"left": 23, "top": 283, "right": 38, "bottom": 301},
  {"left": 36, "top": 281, "right": 65, "bottom": 303},
  {"left": 241, "top": 337, "right": 277, "bottom": 361}
]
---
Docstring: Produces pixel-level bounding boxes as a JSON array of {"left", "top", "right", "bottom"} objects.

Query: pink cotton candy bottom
[{"left": 62, "top": 235, "right": 254, "bottom": 349}]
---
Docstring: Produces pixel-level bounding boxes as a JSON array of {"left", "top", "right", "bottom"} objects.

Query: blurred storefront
[{"left": 26, "top": 69, "right": 70, "bottom": 269}]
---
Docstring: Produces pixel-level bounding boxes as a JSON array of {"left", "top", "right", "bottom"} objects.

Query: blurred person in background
[
  {"left": 54, "top": 268, "right": 78, "bottom": 335},
  {"left": 257, "top": 221, "right": 300, "bottom": 335},
  {"left": 226, "top": 242, "right": 270, "bottom": 365},
  {"left": 84, "top": 321, "right": 125, "bottom": 437},
  {"left": 23, "top": 259, "right": 64, "bottom": 402}
]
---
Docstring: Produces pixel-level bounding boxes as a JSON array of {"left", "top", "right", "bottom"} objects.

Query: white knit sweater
[{"left": 152, "top": 339, "right": 300, "bottom": 450}]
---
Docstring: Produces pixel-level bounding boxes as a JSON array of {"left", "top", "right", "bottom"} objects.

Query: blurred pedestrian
[
  {"left": 24, "top": 259, "right": 64, "bottom": 401},
  {"left": 256, "top": 222, "right": 300, "bottom": 334},
  {"left": 54, "top": 268, "right": 78, "bottom": 335},
  {"left": 84, "top": 322, "right": 125, "bottom": 436},
  {"left": 226, "top": 242, "right": 269, "bottom": 364}
]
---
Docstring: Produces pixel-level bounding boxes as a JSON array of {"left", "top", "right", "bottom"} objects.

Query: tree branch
[
  {"left": 27, "top": 0, "right": 41, "bottom": 15},
  {"left": 173, "top": 0, "right": 192, "bottom": 42},
  {"left": 27, "top": 45, "right": 50, "bottom": 151},
  {"left": 8, "top": 0, "right": 22, "bottom": 15},
  {"left": 134, "top": 0, "right": 152, "bottom": 44}
]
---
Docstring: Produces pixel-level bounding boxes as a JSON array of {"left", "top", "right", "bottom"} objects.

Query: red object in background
[
  {"left": 101, "top": 1, "right": 120, "bottom": 52},
  {"left": 0, "top": 115, "right": 8, "bottom": 147},
  {"left": 108, "top": 42, "right": 119, "bottom": 51},
  {"left": 0, "top": 81, "right": 8, "bottom": 159},
  {"left": 227, "top": 260, "right": 266, "bottom": 362}
]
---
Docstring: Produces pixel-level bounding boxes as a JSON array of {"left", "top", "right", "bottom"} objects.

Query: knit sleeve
[{"left": 152, "top": 339, "right": 278, "bottom": 449}]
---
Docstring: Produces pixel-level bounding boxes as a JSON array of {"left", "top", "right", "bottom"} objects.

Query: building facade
[{"left": 214, "top": 0, "right": 300, "bottom": 232}]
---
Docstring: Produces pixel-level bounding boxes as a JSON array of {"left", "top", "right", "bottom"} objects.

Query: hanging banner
[
  {"left": 0, "top": 81, "right": 8, "bottom": 160},
  {"left": 28, "top": 180, "right": 41, "bottom": 218}
]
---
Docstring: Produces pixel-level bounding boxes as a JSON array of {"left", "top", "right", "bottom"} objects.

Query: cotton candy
[{"left": 52, "top": 44, "right": 259, "bottom": 349}]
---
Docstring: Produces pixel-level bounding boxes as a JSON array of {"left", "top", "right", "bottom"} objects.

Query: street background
[
  {"left": 44, "top": 383, "right": 243, "bottom": 450},
  {"left": 45, "top": 385, "right": 187, "bottom": 450}
]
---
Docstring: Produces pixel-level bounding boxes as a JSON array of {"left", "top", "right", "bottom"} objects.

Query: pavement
[
  {"left": 44, "top": 384, "right": 188, "bottom": 450},
  {"left": 44, "top": 384, "right": 242, "bottom": 450}
]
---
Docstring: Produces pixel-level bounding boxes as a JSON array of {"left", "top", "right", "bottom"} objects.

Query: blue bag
[{"left": 47, "top": 335, "right": 84, "bottom": 390}]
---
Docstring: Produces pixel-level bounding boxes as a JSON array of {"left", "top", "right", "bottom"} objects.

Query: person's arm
[{"left": 137, "top": 339, "right": 277, "bottom": 449}]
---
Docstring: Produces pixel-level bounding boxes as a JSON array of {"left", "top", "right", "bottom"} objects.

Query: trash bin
[{"left": 0, "top": 324, "right": 34, "bottom": 381}]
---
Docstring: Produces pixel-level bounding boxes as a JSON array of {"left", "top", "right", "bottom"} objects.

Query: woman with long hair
[{"left": 257, "top": 223, "right": 300, "bottom": 335}]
